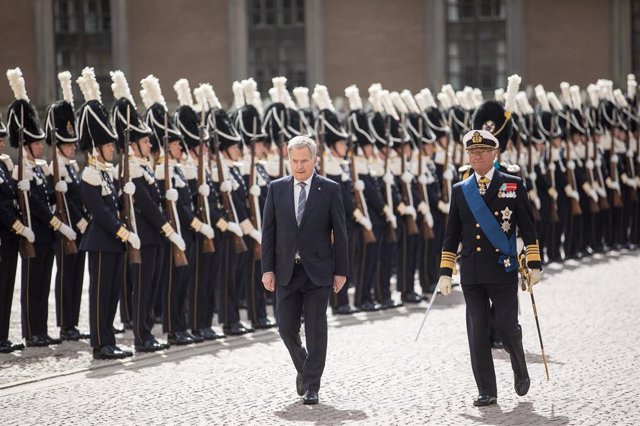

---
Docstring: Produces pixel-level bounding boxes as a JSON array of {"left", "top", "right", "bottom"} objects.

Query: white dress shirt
[{"left": 474, "top": 167, "right": 495, "bottom": 184}]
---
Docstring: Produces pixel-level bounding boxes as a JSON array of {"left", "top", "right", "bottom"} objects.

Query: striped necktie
[{"left": 297, "top": 182, "right": 307, "bottom": 225}]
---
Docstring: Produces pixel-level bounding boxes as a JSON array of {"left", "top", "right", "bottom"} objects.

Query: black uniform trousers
[
  {"left": 332, "top": 227, "right": 358, "bottom": 309},
  {"left": 462, "top": 283, "right": 528, "bottom": 397},
  {"left": 354, "top": 227, "right": 382, "bottom": 306},
  {"left": 277, "top": 263, "right": 332, "bottom": 393},
  {"left": 21, "top": 240, "right": 55, "bottom": 338},
  {"left": 119, "top": 260, "right": 133, "bottom": 326},
  {"left": 54, "top": 235, "right": 86, "bottom": 329},
  {"left": 396, "top": 220, "right": 419, "bottom": 296},
  {"left": 88, "top": 251, "right": 124, "bottom": 348},
  {"left": 375, "top": 234, "right": 397, "bottom": 304},
  {"left": 188, "top": 238, "right": 217, "bottom": 331},
  {"left": 163, "top": 234, "right": 195, "bottom": 333},
  {"left": 130, "top": 244, "right": 163, "bottom": 346},
  {"left": 0, "top": 231, "right": 19, "bottom": 341},
  {"left": 217, "top": 234, "right": 241, "bottom": 325}
]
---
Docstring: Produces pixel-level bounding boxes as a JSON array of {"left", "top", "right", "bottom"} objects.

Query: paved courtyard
[{"left": 0, "top": 249, "right": 639, "bottom": 425}]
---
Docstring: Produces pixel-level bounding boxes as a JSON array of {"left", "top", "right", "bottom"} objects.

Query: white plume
[
  {"left": 232, "top": 81, "right": 245, "bottom": 108},
  {"left": 597, "top": 79, "right": 614, "bottom": 101},
  {"left": 441, "top": 84, "right": 458, "bottom": 106},
  {"left": 400, "top": 90, "right": 420, "bottom": 114},
  {"left": 455, "top": 91, "right": 469, "bottom": 109},
  {"left": 173, "top": 78, "right": 193, "bottom": 107},
  {"left": 271, "top": 76, "right": 288, "bottom": 104},
  {"left": 586, "top": 84, "right": 600, "bottom": 108},
  {"left": 368, "top": 83, "right": 383, "bottom": 112},
  {"left": 627, "top": 74, "right": 637, "bottom": 99},
  {"left": 242, "top": 78, "right": 262, "bottom": 111},
  {"left": 6, "top": 67, "right": 29, "bottom": 102},
  {"left": 472, "top": 88, "right": 483, "bottom": 108},
  {"left": 560, "top": 82, "right": 571, "bottom": 106},
  {"left": 312, "top": 84, "right": 333, "bottom": 111},
  {"left": 419, "top": 88, "right": 437, "bottom": 109},
  {"left": 494, "top": 88, "right": 505, "bottom": 102},
  {"left": 58, "top": 71, "right": 74, "bottom": 106},
  {"left": 534, "top": 85, "right": 550, "bottom": 112},
  {"left": 516, "top": 92, "right": 533, "bottom": 115},
  {"left": 390, "top": 91, "right": 408, "bottom": 114},
  {"left": 283, "top": 90, "right": 296, "bottom": 109},
  {"left": 344, "top": 85, "right": 363, "bottom": 110},
  {"left": 547, "top": 92, "right": 563, "bottom": 112},
  {"left": 380, "top": 90, "right": 399, "bottom": 120},
  {"left": 613, "top": 89, "right": 628, "bottom": 108},
  {"left": 504, "top": 74, "right": 521, "bottom": 113},
  {"left": 569, "top": 85, "right": 582, "bottom": 110},
  {"left": 139, "top": 75, "right": 166, "bottom": 109},
  {"left": 437, "top": 92, "right": 451, "bottom": 109},
  {"left": 193, "top": 85, "right": 209, "bottom": 113},
  {"left": 78, "top": 67, "right": 101, "bottom": 102},
  {"left": 202, "top": 83, "right": 221, "bottom": 110},
  {"left": 110, "top": 70, "right": 134, "bottom": 103},
  {"left": 293, "top": 87, "right": 310, "bottom": 109}
]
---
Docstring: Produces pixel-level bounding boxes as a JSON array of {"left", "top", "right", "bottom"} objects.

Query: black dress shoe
[
  {"left": 357, "top": 302, "right": 382, "bottom": 312},
  {"left": 296, "top": 372, "right": 304, "bottom": 396},
  {"left": 251, "top": 318, "right": 276, "bottom": 330},
  {"left": 303, "top": 389, "right": 319, "bottom": 405},
  {"left": 93, "top": 345, "right": 131, "bottom": 360},
  {"left": 188, "top": 330, "right": 205, "bottom": 343},
  {"left": 401, "top": 292, "right": 423, "bottom": 304},
  {"left": 491, "top": 339, "right": 504, "bottom": 349},
  {"left": 0, "top": 340, "right": 24, "bottom": 353},
  {"left": 135, "top": 339, "right": 167, "bottom": 353},
  {"left": 123, "top": 321, "right": 134, "bottom": 330},
  {"left": 222, "top": 322, "right": 249, "bottom": 336},
  {"left": 334, "top": 305, "right": 360, "bottom": 315},
  {"left": 473, "top": 394, "right": 497, "bottom": 406},
  {"left": 514, "top": 374, "right": 530, "bottom": 396},
  {"left": 112, "top": 326, "right": 125, "bottom": 335},
  {"left": 25, "top": 335, "right": 50, "bottom": 347},
  {"left": 379, "top": 299, "right": 403, "bottom": 310},
  {"left": 167, "top": 331, "right": 194, "bottom": 346},
  {"left": 60, "top": 327, "right": 90, "bottom": 341},
  {"left": 44, "top": 335, "right": 62, "bottom": 345},
  {"left": 191, "top": 328, "right": 215, "bottom": 341}
]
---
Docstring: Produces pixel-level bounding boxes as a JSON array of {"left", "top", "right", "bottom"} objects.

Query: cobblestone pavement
[{"left": 1, "top": 250, "right": 639, "bottom": 425}]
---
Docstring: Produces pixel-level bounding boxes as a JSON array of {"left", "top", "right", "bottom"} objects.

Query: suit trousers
[
  {"left": 88, "top": 251, "right": 124, "bottom": 348},
  {"left": 130, "top": 244, "right": 163, "bottom": 345},
  {"left": 277, "top": 263, "right": 332, "bottom": 393},
  {"left": 21, "top": 240, "right": 54, "bottom": 338},
  {"left": 462, "top": 283, "right": 528, "bottom": 397},
  {"left": 163, "top": 237, "right": 195, "bottom": 333},
  {"left": 54, "top": 236, "right": 86, "bottom": 329},
  {"left": 0, "top": 231, "right": 18, "bottom": 341}
]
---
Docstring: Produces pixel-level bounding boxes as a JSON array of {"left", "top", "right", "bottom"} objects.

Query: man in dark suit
[{"left": 262, "top": 135, "right": 349, "bottom": 405}]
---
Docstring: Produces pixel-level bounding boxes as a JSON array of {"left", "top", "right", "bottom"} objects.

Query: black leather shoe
[
  {"left": 167, "top": 331, "right": 194, "bottom": 346},
  {"left": 112, "top": 326, "right": 125, "bottom": 335},
  {"left": 357, "top": 302, "right": 381, "bottom": 312},
  {"left": 473, "top": 395, "right": 497, "bottom": 406},
  {"left": 223, "top": 322, "right": 249, "bottom": 336},
  {"left": 334, "top": 305, "right": 360, "bottom": 315},
  {"left": 296, "top": 372, "right": 304, "bottom": 396},
  {"left": 60, "top": 327, "right": 89, "bottom": 341},
  {"left": 93, "top": 345, "right": 131, "bottom": 360},
  {"left": 251, "top": 318, "right": 276, "bottom": 330},
  {"left": 123, "top": 321, "right": 134, "bottom": 330},
  {"left": 0, "top": 340, "right": 24, "bottom": 353},
  {"left": 188, "top": 330, "right": 205, "bottom": 343},
  {"left": 379, "top": 299, "right": 403, "bottom": 310},
  {"left": 44, "top": 335, "right": 62, "bottom": 345},
  {"left": 303, "top": 389, "right": 319, "bottom": 405},
  {"left": 25, "top": 335, "right": 50, "bottom": 347},
  {"left": 191, "top": 328, "right": 215, "bottom": 341},
  {"left": 491, "top": 339, "right": 504, "bottom": 349},
  {"left": 135, "top": 339, "right": 167, "bottom": 353},
  {"left": 514, "top": 374, "right": 530, "bottom": 396},
  {"left": 401, "top": 292, "right": 423, "bottom": 304}
]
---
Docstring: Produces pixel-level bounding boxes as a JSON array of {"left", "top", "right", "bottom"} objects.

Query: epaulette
[
  {"left": 458, "top": 164, "right": 471, "bottom": 174},
  {"left": 0, "top": 154, "right": 14, "bottom": 171},
  {"left": 82, "top": 166, "right": 103, "bottom": 187},
  {"left": 353, "top": 156, "right": 369, "bottom": 175},
  {"left": 36, "top": 159, "right": 51, "bottom": 176},
  {"left": 129, "top": 160, "right": 144, "bottom": 180},
  {"left": 502, "top": 163, "right": 521, "bottom": 174},
  {"left": 183, "top": 162, "right": 197, "bottom": 180},
  {"left": 51, "top": 158, "right": 69, "bottom": 179},
  {"left": 323, "top": 154, "right": 344, "bottom": 176}
]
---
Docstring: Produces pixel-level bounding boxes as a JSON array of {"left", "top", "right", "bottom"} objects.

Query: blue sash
[{"left": 461, "top": 176, "right": 517, "bottom": 272}]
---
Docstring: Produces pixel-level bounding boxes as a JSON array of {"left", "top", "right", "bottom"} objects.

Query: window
[
  {"left": 53, "top": 0, "right": 113, "bottom": 103},
  {"left": 446, "top": 0, "right": 506, "bottom": 91},
  {"left": 248, "top": 0, "right": 307, "bottom": 96}
]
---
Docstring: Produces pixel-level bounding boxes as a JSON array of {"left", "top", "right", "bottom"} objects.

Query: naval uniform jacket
[
  {"left": 129, "top": 157, "right": 168, "bottom": 246},
  {"left": 439, "top": 170, "right": 542, "bottom": 285},
  {"left": 53, "top": 155, "right": 89, "bottom": 233},
  {"left": 0, "top": 155, "right": 20, "bottom": 235}
]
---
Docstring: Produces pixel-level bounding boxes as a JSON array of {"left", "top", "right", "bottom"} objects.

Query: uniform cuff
[
  {"left": 11, "top": 220, "right": 25, "bottom": 234},
  {"left": 49, "top": 216, "right": 62, "bottom": 231},
  {"left": 353, "top": 208, "right": 364, "bottom": 221},
  {"left": 161, "top": 222, "right": 175, "bottom": 236},
  {"left": 191, "top": 218, "right": 203, "bottom": 232},
  {"left": 116, "top": 226, "right": 130, "bottom": 242},
  {"left": 240, "top": 219, "right": 254, "bottom": 234},
  {"left": 440, "top": 250, "right": 456, "bottom": 271},
  {"left": 216, "top": 218, "right": 229, "bottom": 232},
  {"left": 525, "top": 242, "right": 541, "bottom": 264}
]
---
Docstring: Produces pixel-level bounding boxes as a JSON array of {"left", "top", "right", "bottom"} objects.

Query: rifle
[
  {"left": 318, "top": 111, "right": 325, "bottom": 176},
  {"left": 163, "top": 113, "right": 188, "bottom": 267},
  {"left": 527, "top": 143, "right": 542, "bottom": 221},
  {"left": 592, "top": 135, "right": 610, "bottom": 210},
  {"left": 248, "top": 117, "right": 261, "bottom": 259},
  {"left": 211, "top": 111, "right": 248, "bottom": 253},
  {"left": 49, "top": 109, "right": 77, "bottom": 255},
  {"left": 397, "top": 113, "right": 419, "bottom": 236},
  {"left": 346, "top": 116, "right": 376, "bottom": 244},
  {"left": 382, "top": 115, "right": 397, "bottom": 242},
  {"left": 439, "top": 121, "right": 451, "bottom": 227},
  {"left": 583, "top": 134, "right": 600, "bottom": 214},
  {"left": 546, "top": 144, "right": 560, "bottom": 223},
  {"left": 564, "top": 138, "right": 582, "bottom": 216},
  {"left": 16, "top": 106, "right": 36, "bottom": 258},
  {"left": 607, "top": 128, "right": 623, "bottom": 208},
  {"left": 416, "top": 117, "right": 434, "bottom": 240},
  {"left": 121, "top": 106, "right": 141, "bottom": 264},
  {"left": 197, "top": 107, "right": 215, "bottom": 253},
  {"left": 279, "top": 110, "right": 287, "bottom": 178},
  {"left": 623, "top": 116, "right": 638, "bottom": 203}
]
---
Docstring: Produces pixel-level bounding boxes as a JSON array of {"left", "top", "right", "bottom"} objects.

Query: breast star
[{"left": 500, "top": 207, "right": 513, "bottom": 221}]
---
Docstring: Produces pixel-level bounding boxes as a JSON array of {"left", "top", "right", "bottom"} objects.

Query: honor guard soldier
[
  {"left": 6, "top": 68, "right": 76, "bottom": 347},
  {"left": 437, "top": 127, "right": 542, "bottom": 407},
  {"left": 313, "top": 84, "right": 362, "bottom": 315},
  {"left": 0, "top": 112, "right": 30, "bottom": 353},
  {"left": 75, "top": 67, "right": 137, "bottom": 359},
  {"left": 235, "top": 80, "right": 276, "bottom": 329},
  {"left": 46, "top": 71, "right": 90, "bottom": 341},
  {"left": 112, "top": 71, "right": 182, "bottom": 352}
]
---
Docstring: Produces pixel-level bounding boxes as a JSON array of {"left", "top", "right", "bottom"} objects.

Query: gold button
[
  {"left": 476, "top": 223, "right": 480, "bottom": 228},
  {"left": 476, "top": 235, "right": 481, "bottom": 240},
  {"left": 494, "top": 211, "right": 499, "bottom": 216},
  {"left": 476, "top": 247, "right": 481, "bottom": 252},
  {"left": 495, "top": 249, "right": 500, "bottom": 253}
]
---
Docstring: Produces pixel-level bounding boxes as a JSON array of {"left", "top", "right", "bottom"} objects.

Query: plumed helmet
[
  {"left": 471, "top": 100, "right": 512, "bottom": 153},
  {"left": 6, "top": 68, "right": 45, "bottom": 147},
  {"left": 348, "top": 109, "right": 375, "bottom": 147},
  {"left": 209, "top": 107, "right": 242, "bottom": 152}
]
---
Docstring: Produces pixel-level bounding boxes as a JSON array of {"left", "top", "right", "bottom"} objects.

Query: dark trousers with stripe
[
  {"left": 21, "top": 241, "right": 54, "bottom": 338},
  {"left": 462, "top": 283, "right": 528, "bottom": 397},
  {"left": 188, "top": 239, "right": 217, "bottom": 330},
  {"left": 331, "top": 227, "right": 357, "bottom": 309},
  {"left": 354, "top": 227, "right": 382, "bottom": 306},
  {"left": 119, "top": 260, "right": 133, "bottom": 326},
  {"left": 54, "top": 236, "right": 86, "bottom": 329},
  {"left": 163, "top": 236, "right": 194, "bottom": 333},
  {"left": 0, "top": 231, "right": 19, "bottom": 341},
  {"left": 217, "top": 234, "right": 240, "bottom": 325},
  {"left": 396, "top": 221, "right": 419, "bottom": 296},
  {"left": 88, "top": 251, "right": 124, "bottom": 348},
  {"left": 375, "top": 235, "right": 397, "bottom": 304},
  {"left": 130, "top": 244, "right": 163, "bottom": 346}
]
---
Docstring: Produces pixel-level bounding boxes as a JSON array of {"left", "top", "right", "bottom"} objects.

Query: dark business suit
[{"left": 262, "top": 172, "right": 349, "bottom": 393}]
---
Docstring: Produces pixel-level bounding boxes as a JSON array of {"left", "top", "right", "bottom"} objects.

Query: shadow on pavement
[
  {"left": 460, "top": 401, "right": 570, "bottom": 425},
  {"left": 493, "top": 349, "right": 564, "bottom": 366},
  {"left": 274, "top": 400, "right": 368, "bottom": 425}
]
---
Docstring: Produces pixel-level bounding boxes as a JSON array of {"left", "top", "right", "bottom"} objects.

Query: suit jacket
[
  {"left": 261, "top": 173, "right": 349, "bottom": 287},
  {"left": 439, "top": 170, "right": 541, "bottom": 285}
]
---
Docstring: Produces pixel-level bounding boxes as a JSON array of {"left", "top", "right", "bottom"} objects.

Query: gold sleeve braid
[
  {"left": 440, "top": 251, "right": 457, "bottom": 270},
  {"left": 116, "top": 226, "right": 130, "bottom": 242},
  {"left": 526, "top": 242, "right": 541, "bottom": 263}
]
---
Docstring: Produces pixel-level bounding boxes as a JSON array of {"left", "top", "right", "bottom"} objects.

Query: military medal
[{"left": 498, "top": 182, "right": 517, "bottom": 198}]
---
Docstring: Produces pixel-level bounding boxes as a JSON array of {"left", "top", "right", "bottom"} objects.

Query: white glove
[
  {"left": 567, "top": 160, "right": 575, "bottom": 170},
  {"left": 198, "top": 183, "right": 210, "bottom": 197},
  {"left": 417, "top": 201, "right": 429, "bottom": 216},
  {"left": 227, "top": 221, "right": 243, "bottom": 237},
  {"left": 123, "top": 182, "right": 135, "bottom": 196},
  {"left": 528, "top": 268, "right": 541, "bottom": 289},
  {"left": 610, "top": 154, "right": 619, "bottom": 164},
  {"left": 585, "top": 159, "right": 594, "bottom": 170},
  {"left": 354, "top": 179, "right": 365, "bottom": 191},
  {"left": 529, "top": 171, "right": 537, "bottom": 182},
  {"left": 424, "top": 211, "right": 434, "bottom": 228},
  {"left": 168, "top": 232, "right": 186, "bottom": 251},
  {"left": 76, "top": 218, "right": 88, "bottom": 234},
  {"left": 547, "top": 187, "right": 558, "bottom": 200},
  {"left": 358, "top": 216, "right": 373, "bottom": 231},
  {"left": 18, "top": 179, "right": 30, "bottom": 192},
  {"left": 387, "top": 213, "right": 397, "bottom": 229},
  {"left": 588, "top": 190, "right": 599, "bottom": 203},
  {"left": 438, "top": 200, "right": 450, "bottom": 214},
  {"left": 249, "top": 228, "right": 262, "bottom": 244},
  {"left": 127, "top": 232, "right": 141, "bottom": 250},
  {"left": 55, "top": 180, "right": 68, "bottom": 193},
  {"left": 596, "top": 186, "right": 607, "bottom": 198},
  {"left": 20, "top": 226, "right": 35, "bottom": 243},
  {"left": 402, "top": 205, "right": 417, "bottom": 219},
  {"left": 198, "top": 223, "right": 215, "bottom": 239},
  {"left": 249, "top": 184, "right": 261, "bottom": 197},
  {"left": 165, "top": 188, "right": 179, "bottom": 202},
  {"left": 528, "top": 191, "right": 541, "bottom": 211},
  {"left": 418, "top": 174, "right": 428, "bottom": 185},
  {"left": 437, "top": 276, "right": 453, "bottom": 296},
  {"left": 595, "top": 158, "right": 602, "bottom": 168},
  {"left": 220, "top": 180, "right": 233, "bottom": 193},
  {"left": 383, "top": 173, "right": 395, "bottom": 185},
  {"left": 442, "top": 169, "right": 454, "bottom": 181},
  {"left": 58, "top": 223, "right": 77, "bottom": 241},
  {"left": 401, "top": 171, "right": 413, "bottom": 183}
]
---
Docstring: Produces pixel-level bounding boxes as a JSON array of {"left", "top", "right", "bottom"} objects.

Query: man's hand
[
  {"left": 262, "top": 272, "right": 276, "bottom": 292},
  {"left": 333, "top": 275, "right": 347, "bottom": 293},
  {"left": 437, "top": 276, "right": 452, "bottom": 296},
  {"left": 528, "top": 269, "right": 541, "bottom": 291}
]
